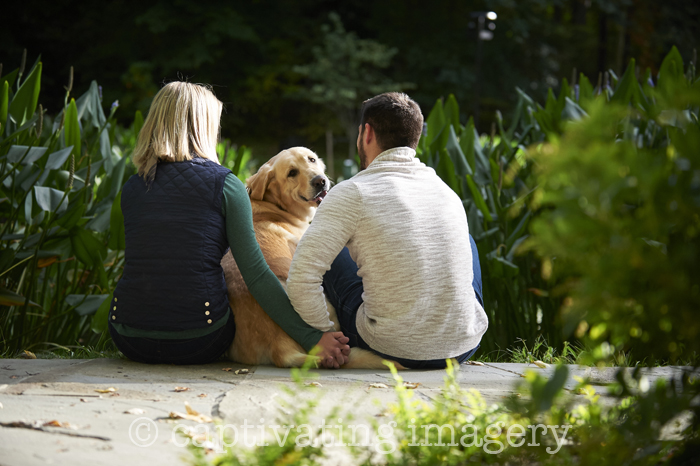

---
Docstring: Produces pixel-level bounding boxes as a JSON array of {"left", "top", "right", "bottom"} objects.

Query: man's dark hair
[{"left": 359, "top": 92, "right": 424, "bottom": 150}]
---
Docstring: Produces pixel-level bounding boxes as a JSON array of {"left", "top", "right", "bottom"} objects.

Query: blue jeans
[
  {"left": 322, "top": 235, "right": 484, "bottom": 370},
  {"left": 108, "top": 313, "right": 236, "bottom": 365}
]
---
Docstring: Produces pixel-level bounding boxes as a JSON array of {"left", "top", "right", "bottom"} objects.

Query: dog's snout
[{"left": 311, "top": 175, "right": 327, "bottom": 189}]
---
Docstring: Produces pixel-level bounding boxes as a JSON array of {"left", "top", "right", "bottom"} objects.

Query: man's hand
[{"left": 316, "top": 332, "right": 350, "bottom": 369}]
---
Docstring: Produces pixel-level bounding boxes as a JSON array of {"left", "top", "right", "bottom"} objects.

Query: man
[{"left": 287, "top": 92, "right": 487, "bottom": 369}]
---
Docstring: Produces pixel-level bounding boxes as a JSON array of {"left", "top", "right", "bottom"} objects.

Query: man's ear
[{"left": 246, "top": 164, "right": 274, "bottom": 201}]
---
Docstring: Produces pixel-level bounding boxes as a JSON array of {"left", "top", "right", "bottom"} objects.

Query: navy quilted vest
[{"left": 112, "top": 157, "right": 232, "bottom": 331}]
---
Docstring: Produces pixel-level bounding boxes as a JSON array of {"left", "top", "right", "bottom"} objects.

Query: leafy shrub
[
  {"left": 0, "top": 55, "right": 139, "bottom": 355},
  {"left": 421, "top": 46, "right": 700, "bottom": 365},
  {"left": 526, "top": 47, "right": 700, "bottom": 364}
]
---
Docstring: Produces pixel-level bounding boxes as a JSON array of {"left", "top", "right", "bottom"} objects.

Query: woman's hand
[{"left": 316, "top": 332, "right": 350, "bottom": 369}]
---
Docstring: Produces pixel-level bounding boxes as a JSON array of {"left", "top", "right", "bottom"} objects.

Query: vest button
[
  {"left": 114, "top": 298, "right": 117, "bottom": 302},
  {"left": 205, "top": 302, "right": 210, "bottom": 307},
  {"left": 205, "top": 311, "right": 210, "bottom": 316},
  {"left": 111, "top": 315, "right": 116, "bottom": 320},
  {"left": 113, "top": 306, "right": 117, "bottom": 310},
  {"left": 207, "top": 319, "right": 212, "bottom": 324}
]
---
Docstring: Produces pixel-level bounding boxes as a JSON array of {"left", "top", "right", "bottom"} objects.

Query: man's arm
[{"left": 287, "top": 181, "right": 362, "bottom": 329}]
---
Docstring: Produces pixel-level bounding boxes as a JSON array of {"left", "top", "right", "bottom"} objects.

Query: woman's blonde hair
[{"left": 132, "top": 82, "right": 222, "bottom": 181}]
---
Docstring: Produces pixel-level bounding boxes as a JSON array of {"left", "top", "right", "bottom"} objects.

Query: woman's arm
[{"left": 221, "top": 173, "right": 348, "bottom": 363}]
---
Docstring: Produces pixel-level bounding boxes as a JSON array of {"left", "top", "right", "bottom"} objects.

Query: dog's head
[{"left": 246, "top": 147, "right": 330, "bottom": 220}]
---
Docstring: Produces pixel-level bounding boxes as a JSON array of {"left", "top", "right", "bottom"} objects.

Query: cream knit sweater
[{"left": 287, "top": 147, "right": 488, "bottom": 360}]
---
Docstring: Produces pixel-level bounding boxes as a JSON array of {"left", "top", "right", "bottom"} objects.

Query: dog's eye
[
  {"left": 288, "top": 169, "right": 298, "bottom": 178},
  {"left": 308, "top": 157, "right": 316, "bottom": 163}
]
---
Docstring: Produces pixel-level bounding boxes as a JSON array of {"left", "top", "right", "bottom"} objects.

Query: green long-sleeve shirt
[
  {"left": 220, "top": 173, "right": 323, "bottom": 351},
  {"left": 112, "top": 172, "right": 323, "bottom": 352}
]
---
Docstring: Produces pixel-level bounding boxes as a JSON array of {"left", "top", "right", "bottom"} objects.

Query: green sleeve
[{"left": 221, "top": 173, "right": 323, "bottom": 352}]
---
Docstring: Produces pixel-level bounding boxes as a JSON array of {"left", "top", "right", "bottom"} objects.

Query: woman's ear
[{"left": 246, "top": 163, "right": 274, "bottom": 201}]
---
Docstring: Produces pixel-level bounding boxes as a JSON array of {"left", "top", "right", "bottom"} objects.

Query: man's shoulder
[{"left": 326, "top": 178, "right": 360, "bottom": 200}]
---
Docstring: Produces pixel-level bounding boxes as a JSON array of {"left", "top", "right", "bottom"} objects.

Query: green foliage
[
  {"left": 526, "top": 46, "right": 700, "bottom": 364},
  {"left": 293, "top": 12, "right": 413, "bottom": 158},
  {"left": 0, "top": 55, "right": 139, "bottom": 355},
  {"left": 421, "top": 46, "right": 700, "bottom": 366},
  {"left": 418, "top": 92, "right": 565, "bottom": 356},
  {"left": 186, "top": 361, "right": 700, "bottom": 465}
]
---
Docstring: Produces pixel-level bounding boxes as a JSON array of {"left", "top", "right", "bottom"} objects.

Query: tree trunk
[
  {"left": 325, "top": 128, "right": 334, "bottom": 179},
  {"left": 345, "top": 123, "right": 357, "bottom": 160}
]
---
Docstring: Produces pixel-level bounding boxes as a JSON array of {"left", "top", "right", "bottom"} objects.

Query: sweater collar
[{"left": 370, "top": 147, "right": 418, "bottom": 166}]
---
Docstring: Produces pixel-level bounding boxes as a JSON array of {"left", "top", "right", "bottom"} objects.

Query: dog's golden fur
[{"left": 222, "top": 147, "right": 402, "bottom": 369}]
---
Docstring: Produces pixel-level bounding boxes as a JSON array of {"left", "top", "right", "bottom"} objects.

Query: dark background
[{"left": 2, "top": 0, "right": 698, "bottom": 158}]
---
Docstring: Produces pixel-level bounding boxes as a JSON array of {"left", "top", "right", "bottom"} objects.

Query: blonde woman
[{"left": 109, "top": 82, "right": 349, "bottom": 366}]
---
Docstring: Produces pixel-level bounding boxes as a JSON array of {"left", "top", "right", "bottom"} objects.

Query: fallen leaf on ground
[
  {"left": 305, "top": 381, "right": 322, "bottom": 387},
  {"left": 169, "top": 402, "right": 212, "bottom": 423},
  {"left": 124, "top": 408, "right": 145, "bottom": 415},
  {"left": 234, "top": 369, "right": 249, "bottom": 375},
  {"left": 197, "top": 393, "right": 207, "bottom": 398},
  {"left": 221, "top": 368, "right": 232, "bottom": 372},
  {"left": 43, "top": 420, "right": 75, "bottom": 429},
  {"left": 465, "top": 361, "right": 485, "bottom": 366},
  {"left": 403, "top": 382, "right": 421, "bottom": 389},
  {"left": 20, "top": 350, "right": 36, "bottom": 359},
  {"left": 173, "top": 387, "right": 190, "bottom": 392},
  {"left": 94, "top": 387, "right": 117, "bottom": 393},
  {"left": 533, "top": 360, "right": 549, "bottom": 369},
  {"left": 0, "top": 384, "right": 8, "bottom": 391},
  {"left": 369, "top": 383, "right": 389, "bottom": 389},
  {"left": 9, "top": 375, "right": 18, "bottom": 379}
]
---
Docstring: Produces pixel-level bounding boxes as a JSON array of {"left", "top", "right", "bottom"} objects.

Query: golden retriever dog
[{"left": 221, "top": 147, "right": 402, "bottom": 369}]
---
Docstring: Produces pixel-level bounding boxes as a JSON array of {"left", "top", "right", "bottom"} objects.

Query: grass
[{"left": 2, "top": 336, "right": 697, "bottom": 366}]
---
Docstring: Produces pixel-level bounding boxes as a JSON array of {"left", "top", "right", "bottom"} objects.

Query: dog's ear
[{"left": 246, "top": 163, "right": 274, "bottom": 201}]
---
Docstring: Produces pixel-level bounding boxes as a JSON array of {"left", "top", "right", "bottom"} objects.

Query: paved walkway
[{"left": 0, "top": 359, "right": 688, "bottom": 465}]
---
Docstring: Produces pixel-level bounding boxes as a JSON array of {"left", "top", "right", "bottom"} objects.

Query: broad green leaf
[
  {"left": 611, "top": 58, "right": 643, "bottom": 107},
  {"left": 6, "top": 145, "right": 48, "bottom": 165},
  {"left": 443, "top": 94, "right": 460, "bottom": 131},
  {"left": 99, "top": 128, "right": 114, "bottom": 174},
  {"left": 445, "top": 125, "right": 472, "bottom": 177},
  {"left": 133, "top": 110, "right": 144, "bottom": 136},
  {"left": 0, "top": 80, "right": 8, "bottom": 129},
  {"left": 8, "top": 61, "right": 42, "bottom": 126},
  {"left": 459, "top": 118, "right": 476, "bottom": 171},
  {"left": 0, "top": 288, "right": 41, "bottom": 308},
  {"left": 578, "top": 73, "right": 595, "bottom": 109},
  {"left": 56, "top": 195, "right": 86, "bottom": 230},
  {"left": 86, "top": 203, "right": 111, "bottom": 232},
  {"left": 436, "top": 149, "right": 461, "bottom": 197},
  {"left": 64, "top": 98, "right": 81, "bottom": 158},
  {"left": 426, "top": 98, "right": 446, "bottom": 146},
  {"left": 70, "top": 228, "right": 105, "bottom": 267},
  {"left": 109, "top": 191, "right": 125, "bottom": 250},
  {"left": 74, "top": 81, "right": 106, "bottom": 129},
  {"left": 18, "top": 164, "right": 42, "bottom": 191},
  {"left": 65, "top": 294, "right": 109, "bottom": 316},
  {"left": 465, "top": 175, "right": 493, "bottom": 222},
  {"left": 33, "top": 186, "right": 68, "bottom": 214},
  {"left": 505, "top": 211, "right": 531, "bottom": 253},
  {"left": 44, "top": 146, "right": 73, "bottom": 170},
  {"left": 658, "top": 46, "right": 684, "bottom": 83},
  {"left": 1, "top": 68, "right": 19, "bottom": 90},
  {"left": 557, "top": 78, "right": 571, "bottom": 116},
  {"left": 91, "top": 292, "right": 113, "bottom": 333},
  {"left": 109, "top": 156, "right": 126, "bottom": 200}
]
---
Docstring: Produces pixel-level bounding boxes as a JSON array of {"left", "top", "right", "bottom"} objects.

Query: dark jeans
[
  {"left": 109, "top": 314, "right": 236, "bottom": 365},
  {"left": 323, "top": 235, "right": 484, "bottom": 370}
]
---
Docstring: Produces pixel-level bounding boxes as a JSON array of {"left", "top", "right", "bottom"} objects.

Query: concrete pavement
[{"left": 0, "top": 358, "right": 690, "bottom": 465}]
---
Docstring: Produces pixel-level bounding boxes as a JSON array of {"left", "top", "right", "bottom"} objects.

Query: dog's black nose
[{"left": 311, "top": 175, "right": 327, "bottom": 189}]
